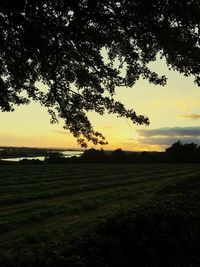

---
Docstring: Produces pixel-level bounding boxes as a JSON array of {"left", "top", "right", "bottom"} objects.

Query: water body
[{"left": 1, "top": 150, "right": 83, "bottom": 162}]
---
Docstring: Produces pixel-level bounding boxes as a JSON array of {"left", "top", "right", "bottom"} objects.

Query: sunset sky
[{"left": 1, "top": 56, "right": 200, "bottom": 151}]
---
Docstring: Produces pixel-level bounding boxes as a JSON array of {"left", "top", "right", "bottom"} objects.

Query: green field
[{"left": 1, "top": 163, "right": 200, "bottom": 265}]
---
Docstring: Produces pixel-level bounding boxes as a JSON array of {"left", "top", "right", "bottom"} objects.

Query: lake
[{"left": 1, "top": 150, "right": 83, "bottom": 162}]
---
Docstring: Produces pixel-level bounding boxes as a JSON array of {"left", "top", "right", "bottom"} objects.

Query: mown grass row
[
  {"left": 62, "top": 176, "right": 200, "bottom": 267},
  {"left": 1, "top": 163, "right": 200, "bottom": 266},
  {"left": 1, "top": 164, "right": 199, "bottom": 204}
]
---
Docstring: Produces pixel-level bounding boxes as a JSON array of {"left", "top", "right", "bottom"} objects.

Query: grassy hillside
[
  {"left": 1, "top": 164, "right": 200, "bottom": 266},
  {"left": 66, "top": 175, "right": 200, "bottom": 267}
]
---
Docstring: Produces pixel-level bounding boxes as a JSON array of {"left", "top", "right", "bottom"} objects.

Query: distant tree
[
  {"left": 81, "top": 148, "right": 106, "bottom": 162},
  {"left": 1, "top": 1, "right": 200, "bottom": 146},
  {"left": 44, "top": 151, "right": 65, "bottom": 163},
  {"left": 183, "top": 143, "right": 198, "bottom": 153},
  {"left": 166, "top": 141, "right": 183, "bottom": 154},
  {"left": 166, "top": 141, "right": 198, "bottom": 154},
  {"left": 110, "top": 148, "right": 126, "bottom": 162}
]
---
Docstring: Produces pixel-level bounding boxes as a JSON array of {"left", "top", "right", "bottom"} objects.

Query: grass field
[{"left": 1, "top": 163, "right": 200, "bottom": 266}]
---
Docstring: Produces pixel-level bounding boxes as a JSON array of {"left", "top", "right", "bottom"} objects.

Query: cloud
[
  {"left": 138, "top": 137, "right": 200, "bottom": 146},
  {"left": 181, "top": 114, "right": 200, "bottom": 120},
  {"left": 135, "top": 126, "right": 200, "bottom": 148},
  {"left": 136, "top": 126, "right": 200, "bottom": 137}
]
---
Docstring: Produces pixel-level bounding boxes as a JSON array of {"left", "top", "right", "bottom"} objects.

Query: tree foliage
[
  {"left": 1, "top": 0, "right": 200, "bottom": 146},
  {"left": 166, "top": 140, "right": 198, "bottom": 154}
]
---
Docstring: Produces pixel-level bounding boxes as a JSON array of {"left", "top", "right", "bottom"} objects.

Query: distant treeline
[
  {"left": 0, "top": 147, "right": 76, "bottom": 159},
  {"left": 1, "top": 141, "right": 200, "bottom": 164},
  {"left": 14, "top": 140, "right": 200, "bottom": 164},
  {"left": 0, "top": 147, "right": 49, "bottom": 158}
]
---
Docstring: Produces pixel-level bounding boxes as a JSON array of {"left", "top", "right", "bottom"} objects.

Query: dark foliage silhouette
[
  {"left": 44, "top": 151, "right": 65, "bottom": 163},
  {"left": 78, "top": 142, "right": 200, "bottom": 163},
  {"left": 3, "top": 141, "right": 199, "bottom": 165},
  {"left": 81, "top": 148, "right": 106, "bottom": 162},
  {"left": 1, "top": 1, "right": 200, "bottom": 146},
  {"left": 166, "top": 140, "right": 198, "bottom": 154},
  {"left": 110, "top": 148, "right": 126, "bottom": 163}
]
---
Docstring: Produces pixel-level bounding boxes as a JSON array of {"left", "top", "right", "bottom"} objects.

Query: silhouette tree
[
  {"left": 1, "top": 0, "right": 200, "bottom": 146},
  {"left": 166, "top": 141, "right": 184, "bottom": 154},
  {"left": 166, "top": 141, "right": 198, "bottom": 154},
  {"left": 81, "top": 148, "right": 106, "bottom": 162},
  {"left": 110, "top": 148, "right": 126, "bottom": 162}
]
